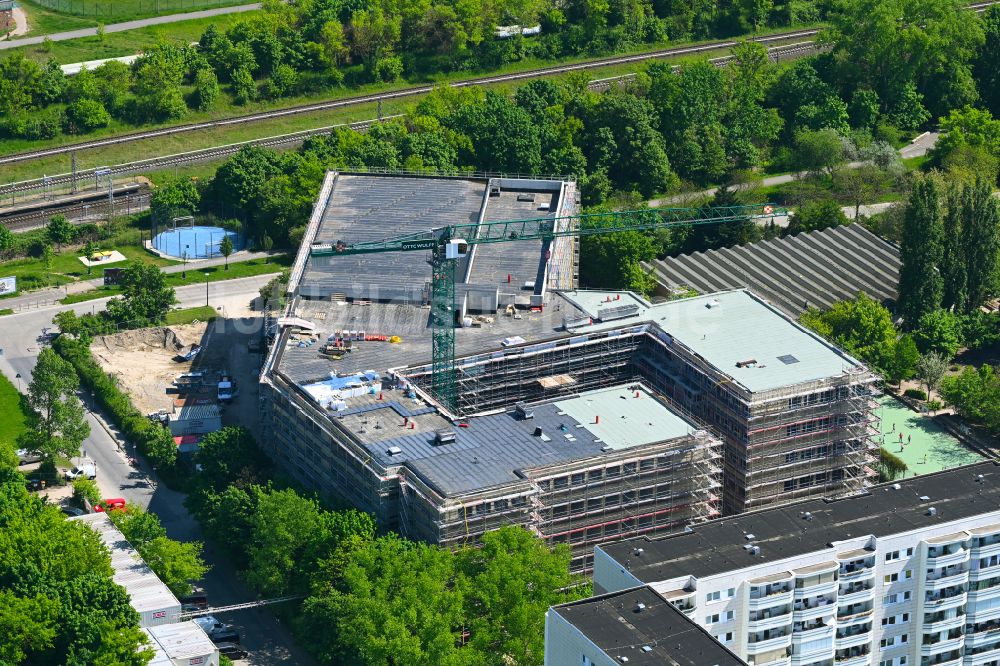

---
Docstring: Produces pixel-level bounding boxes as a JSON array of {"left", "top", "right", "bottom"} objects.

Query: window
[
  {"left": 716, "top": 632, "right": 733, "bottom": 643},
  {"left": 707, "top": 612, "right": 732, "bottom": 624},
  {"left": 706, "top": 591, "right": 721, "bottom": 603},
  {"left": 885, "top": 551, "right": 900, "bottom": 562},
  {"left": 708, "top": 613, "right": 720, "bottom": 624},
  {"left": 906, "top": 548, "right": 914, "bottom": 557},
  {"left": 582, "top": 656, "right": 593, "bottom": 666},
  {"left": 885, "top": 573, "right": 899, "bottom": 584},
  {"left": 725, "top": 588, "right": 735, "bottom": 600}
]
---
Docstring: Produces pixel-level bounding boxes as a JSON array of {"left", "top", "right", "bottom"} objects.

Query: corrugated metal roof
[
  {"left": 143, "top": 621, "right": 218, "bottom": 661},
  {"left": 643, "top": 224, "right": 900, "bottom": 316},
  {"left": 71, "top": 513, "right": 181, "bottom": 616},
  {"left": 175, "top": 404, "right": 220, "bottom": 420}
]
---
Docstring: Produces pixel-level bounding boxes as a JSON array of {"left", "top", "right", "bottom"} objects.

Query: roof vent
[
  {"left": 777, "top": 354, "right": 799, "bottom": 365},
  {"left": 434, "top": 430, "right": 457, "bottom": 445},
  {"left": 927, "top": 507, "right": 937, "bottom": 516},
  {"left": 533, "top": 426, "right": 544, "bottom": 437},
  {"left": 641, "top": 646, "right": 653, "bottom": 653},
  {"left": 619, "top": 658, "right": 629, "bottom": 664},
  {"left": 634, "top": 548, "right": 644, "bottom": 556},
  {"left": 892, "top": 483, "right": 902, "bottom": 490},
  {"left": 635, "top": 603, "right": 646, "bottom": 612},
  {"left": 745, "top": 533, "right": 756, "bottom": 541},
  {"left": 919, "top": 495, "right": 931, "bottom": 501},
  {"left": 515, "top": 402, "right": 534, "bottom": 420},
  {"left": 706, "top": 298, "right": 721, "bottom": 309},
  {"left": 743, "top": 543, "right": 754, "bottom": 552},
  {"left": 977, "top": 474, "right": 985, "bottom": 482},
  {"left": 736, "top": 359, "right": 757, "bottom": 369},
  {"left": 386, "top": 446, "right": 402, "bottom": 456},
  {"left": 803, "top": 512, "right": 814, "bottom": 521},
  {"left": 750, "top": 546, "right": 761, "bottom": 556}
]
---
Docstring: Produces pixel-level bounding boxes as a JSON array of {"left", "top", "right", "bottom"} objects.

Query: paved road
[
  {"left": 1, "top": 249, "right": 280, "bottom": 312},
  {"left": 0, "top": 3, "right": 261, "bottom": 50},
  {"left": 0, "top": 274, "right": 318, "bottom": 666}
]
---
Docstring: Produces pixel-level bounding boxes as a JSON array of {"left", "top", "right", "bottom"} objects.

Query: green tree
[
  {"left": 961, "top": 177, "right": 1000, "bottom": 312},
  {"left": 150, "top": 178, "right": 200, "bottom": 219},
  {"left": 457, "top": 527, "right": 585, "bottom": 664},
  {"left": 46, "top": 214, "right": 74, "bottom": 251},
  {"left": 259, "top": 234, "right": 274, "bottom": 262},
  {"left": 105, "top": 262, "right": 177, "bottom": 326},
  {"left": 976, "top": 6, "right": 1000, "bottom": 115},
  {"left": 940, "top": 186, "right": 967, "bottom": 312},
  {"left": 231, "top": 68, "right": 257, "bottom": 105},
  {"left": 192, "top": 68, "right": 219, "bottom": 112},
  {"left": 192, "top": 426, "right": 270, "bottom": 491},
  {"left": 898, "top": 175, "right": 944, "bottom": 328},
  {"left": 446, "top": 91, "right": 542, "bottom": 174},
  {"left": 886, "top": 333, "right": 920, "bottom": 385},
  {"left": 848, "top": 89, "right": 881, "bottom": 130},
  {"left": 219, "top": 235, "right": 234, "bottom": 270},
  {"left": 792, "top": 128, "right": 845, "bottom": 175},
  {"left": 912, "top": 309, "right": 962, "bottom": 357},
  {"left": 0, "top": 224, "right": 14, "bottom": 258},
  {"left": 83, "top": 241, "right": 98, "bottom": 276},
  {"left": 941, "top": 364, "right": 1000, "bottom": 433},
  {"left": 140, "top": 538, "right": 208, "bottom": 598},
  {"left": 799, "top": 293, "right": 897, "bottom": 372},
  {"left": 916, "top": 350, "right": 950, "bottom": 395},
  {"left": 824, "top": 0, "right": 983, "bottom": 118},
  {"left": 63, "top": 99, "right": 112, "bottom": 134},
  {"left": 17, "top": 348, "right": 90, "bottom": 463},
  {"left": 786, "top": 199, "right": 847, "bottom": 235},
  {"left": 580, "top": 231, "right": 657, "bottom": 290},
  {"left": 0, "top": 591, "right": 58, "bottom": 663}
]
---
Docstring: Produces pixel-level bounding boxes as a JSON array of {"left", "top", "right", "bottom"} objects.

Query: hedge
[
  {"left": 53, "top": 336, "right": 178, "bottom": 478},
  {"left": 903, "top": 388, "right": 927, "bottom": 401}
]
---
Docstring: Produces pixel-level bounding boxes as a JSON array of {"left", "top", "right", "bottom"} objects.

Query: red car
[{"left": 95, "top": 498, "right": 127, "bottom": 512}]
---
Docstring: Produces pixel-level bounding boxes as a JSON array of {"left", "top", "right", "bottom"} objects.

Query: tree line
[
  {"left": 0, "top": 0, "right": 848, "bottom": 141},
  {"left": 184, "top": 426, "right": 589, "bottom": 666}
]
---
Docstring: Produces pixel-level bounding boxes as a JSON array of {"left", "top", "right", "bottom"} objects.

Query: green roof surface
[
  {"left": 877, "top": 396, "right": 984, "bottom": 476},
  {"left": 554, "top": 385, "right": 695, "bottom": 449}
]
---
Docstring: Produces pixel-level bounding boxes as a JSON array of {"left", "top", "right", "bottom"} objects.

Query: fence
[{"left": 33, "top": 0, "right": 245, "bottom": 18}]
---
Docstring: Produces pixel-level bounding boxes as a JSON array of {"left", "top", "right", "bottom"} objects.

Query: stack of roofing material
[{"left": 643, "top": 224, "right": 900, "bottom": 316}]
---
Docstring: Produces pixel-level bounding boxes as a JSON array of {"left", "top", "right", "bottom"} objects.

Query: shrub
[
  {"left": 878, "top": 449, "right": 908, "bottom": 482},
  {"left": 72, "top": 478, "right": 101, "bottom": 508},
  {"left": 904, "top": 388, "right": 927, "bottom": 401}
]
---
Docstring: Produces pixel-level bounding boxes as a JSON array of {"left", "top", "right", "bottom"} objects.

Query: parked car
[
  {"left": 209, "top": 629, "right": 241, "bottom": 645},
  {"left": 193, "top": 616, "right": 230, "bottom": 636},
  {"left": 94, "top": 497, "right": 126, "bottom": 512},
  {"left": 16, "top": 449, "right": 42, "bottom": 465},
  {"left": 180, "top": 592, "right": 209, "bottom": 609},
  {"left": 215, "top": 642, "right": 248, "bottom": 660},
  {"left": 64, "top": 461, "right": 97, "bottom": 480}
]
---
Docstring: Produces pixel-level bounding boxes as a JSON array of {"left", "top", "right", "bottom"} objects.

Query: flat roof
[
  {"left": 143, "top": 621, "right": 217, "bottom": 664},
  {"left": 348, "top": 383, "right": 705, "bottom": 497},
  {"left": 554, "top": 385, "right": 693, "bottom": 449},
  {"left": 72, "top": 513, "right": 180, "bottom": 615},
  {"left": 599, "top": 460, "right": 1000, "bottom": 583},
  {"left": 629, "top": 290, "right": 863, "bottom": 393},
  {"left": 551, "top": 586, "right": 747, "bottom": 666}
]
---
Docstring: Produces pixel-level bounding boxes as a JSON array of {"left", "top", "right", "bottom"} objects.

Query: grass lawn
[
  {"left": 0, "top": 232, "right": 178, "bottom": 293},
  {"left": 59, "top": 254, "right": 290, "bottom": 304},
  {"left": 19, "top": 0, "right": 247, "bottom": 30},
  {"left": 18, "top": 0, "right": 98, "bottom": 36},
  {"left": 0, "top": 309, "right": 13, "bottom": 316},
  {"left": 13, "top": 11, "right": 249, "bottom": 63},
  {"left": 0, "top": 373, "right": 29, "bottom": 448},
  {"left": 164, "top": 304, "right": 216, "bottom": 325},
  {"left": 877, "top": 395, "right": 984, "bottom": 477}
]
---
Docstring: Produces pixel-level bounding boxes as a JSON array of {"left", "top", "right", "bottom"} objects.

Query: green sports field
[{"left": 877, "top": 395, "right": 983, "bottom": 477}]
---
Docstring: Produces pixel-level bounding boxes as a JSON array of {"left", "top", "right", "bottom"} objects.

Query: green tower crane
[{"left": 311, "top": 202, "right": 784, "bottom": 412}]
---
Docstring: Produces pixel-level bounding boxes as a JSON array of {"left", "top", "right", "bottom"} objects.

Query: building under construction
[{"left": 260, "top": 172, "right": 881, "bottom": 568}]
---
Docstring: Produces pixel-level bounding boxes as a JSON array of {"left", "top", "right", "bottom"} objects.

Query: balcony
[
  {"left": 925, "top": 591, "right": 968, "bottom": 612},
  {"left": 749, "top": 590, "right": 795, "bottom": 611},
  {"left": 834, "top": 652, "right": 870, "bottom": 666},
  {"left": 927, "top": 547, "right": 970, "bottom": 570},
  {"left": 793, "top": 624, "right": 834, "bottom": 643},
  {"left": 966, "top": 602, "right": 1000, "bottom": 623},
  {"left": 755, "top": 657, "right": 791, "bottom": 666},
  {"left": 794, "top": 599, "right": 836, "bottom": 622},
  {"left": 837, "top": 608, "right": 875, "bottom": 626},
  {"left": 792, "top": 653, "right": 832, "bottom": 666},
  {"left": 749, "top": 612, "right": 794, "bottom": 633},
  {"left": 970, "top": 565, "right": 1000, "bottom": 583},
  {"left": 840, "top": 567, "right": 875, "bottom": 584},
  {"left": 747, "top": 634, "right": 793, "bottom": 654},
  {"left": 921, "top": 636, "right": 965, "bottom": 657},
  {"left": 835, "top": 629, "right": 872, "bottom": 651},
  {"left": 926, "top": 572, "right": 970, "bottom": 592},
  {"left": 964, "top": 645, "right": 1000, "bottom": 666},
  {"left": 922, "top": 613, "right": 966, "bottom": 634},
  {"left": 966, "top": 627, "right": 1000, "bottom": 649},
  {"left": 838, "top": 586, "right": 875, "bottom": 605}
]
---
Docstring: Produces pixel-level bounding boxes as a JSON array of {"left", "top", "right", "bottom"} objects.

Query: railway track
[
  {"left": 2, "top": 192, "right": 151, "bottom": 232},
  {"left": 0, "top": 40, "right": 817, "bottom": 198},
  {"left": 0, "top": 28, "right": 822, "bottom": 170}
]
